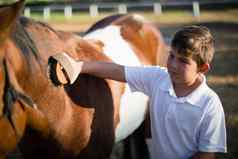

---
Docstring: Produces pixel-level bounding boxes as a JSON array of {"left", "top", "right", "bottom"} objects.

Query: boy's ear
[{"left": 199, "top": 63, "right": 210, "bottom": 73}]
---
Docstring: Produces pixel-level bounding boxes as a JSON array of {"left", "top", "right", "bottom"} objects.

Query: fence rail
[{"left": 24, "top": 1, "right": 238, "bottom": 20}]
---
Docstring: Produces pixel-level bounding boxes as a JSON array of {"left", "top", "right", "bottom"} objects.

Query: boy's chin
[
  {"left": 170, "top": 77, "right": 188, "bottom": 86},
  {"left": 169, "top": 74, "right": 180, "bottom": 82}
]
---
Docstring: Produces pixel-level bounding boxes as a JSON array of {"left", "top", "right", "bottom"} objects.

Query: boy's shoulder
[
  {"left": 197, "top": 83, "right": 223, "bottom": 112},
  {"left": 204, "top": 84, "right": 221, "bottom": 103}
]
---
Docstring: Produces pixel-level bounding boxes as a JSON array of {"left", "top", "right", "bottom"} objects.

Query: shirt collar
[{"left": 159, "top": 74, "right": 208, "bottom": 107}]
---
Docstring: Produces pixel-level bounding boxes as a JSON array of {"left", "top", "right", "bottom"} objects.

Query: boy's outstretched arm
[
  {"left": 48, "top": 53, "right": 126, "bottom": 85},
  {"left": 81, "top": 61, "right": 126, "bottom": 82}
]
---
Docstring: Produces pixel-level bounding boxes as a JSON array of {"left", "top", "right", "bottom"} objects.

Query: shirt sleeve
[
  {"left": 198, "top": 97, "right": 227, "bottom": 153},
  {"left": 124, "top": 65, "right": 167, "bottom": 96}
]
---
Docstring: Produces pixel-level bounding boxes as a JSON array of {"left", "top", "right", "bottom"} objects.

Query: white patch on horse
[
  {"left": 115, "top": 89, "right": 148, "bottom": 142},
  {"left": 84, "top": 25, "right": 148, "bottom": 143},
  {"left": 84, "top": 25, "right": 140, "bottom": 66}
]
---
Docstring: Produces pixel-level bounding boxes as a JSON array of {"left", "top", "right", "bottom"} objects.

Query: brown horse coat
[{"left": 0, "top": 0, "right": 167, "bottom": 159}]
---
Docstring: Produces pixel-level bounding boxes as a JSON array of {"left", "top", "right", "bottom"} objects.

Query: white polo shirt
[{"left": 125, "top": 66, "right": 227, "bottom": 159}]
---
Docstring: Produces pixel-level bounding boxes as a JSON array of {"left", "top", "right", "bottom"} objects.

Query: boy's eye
[
  {"left": 179, "top": 58, "right": 189, "bottom": 64},
  {"left": 169, "top": 53, "right": 175, "bottom": 59}
]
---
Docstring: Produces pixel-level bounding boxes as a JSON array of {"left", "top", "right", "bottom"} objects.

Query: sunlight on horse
[{"left": 0, "top": 0, "right": 167, "bottom": 158}]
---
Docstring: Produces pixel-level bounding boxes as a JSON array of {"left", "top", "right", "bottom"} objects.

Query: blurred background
[
  {"left": 2, "top": 0, "right": 238, "bottom": 159},
  {"left": 1, "top": 0, "right": 237, "bottom": 32}
]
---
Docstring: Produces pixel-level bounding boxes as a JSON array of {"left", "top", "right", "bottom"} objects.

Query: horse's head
[
  {"left": 0, "top": 1, "right": 48, "bottom": 157},
  {"left": 0, "top": 1, "right": 26, "bottom": 157},
  {"left": 0, "top": 0, "right": 25, "bottom": 114}
]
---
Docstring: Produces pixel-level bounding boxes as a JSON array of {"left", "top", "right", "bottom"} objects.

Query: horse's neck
[{"left": 6, "top": 21, "right": 58, "bottom": 103}]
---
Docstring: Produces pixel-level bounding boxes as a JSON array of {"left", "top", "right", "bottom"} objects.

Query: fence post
[
  {"left": 193, "top": 1, "right": 200, "bottom": 17},
  {"left": 24, "top": 7, "right": 31, "bottom": 17},
  {"left": 43, "top": 7, "right": 51, "bottom": 20},
  {"left": 118, "top": 4, "right": 127, "bottom": 14},
  {"left": 64, "top": 5, "right": 72, "bottom": 19},
  {"left": 154, "top": 3, "right": 162, "bottom": 15},
  {"left": 90, "top": 4, "right": 98, "bottom": 17}
]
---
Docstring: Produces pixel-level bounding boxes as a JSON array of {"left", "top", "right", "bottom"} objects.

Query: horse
[{"left": 0, "top": 0, "right": 167, "bottom": 159}]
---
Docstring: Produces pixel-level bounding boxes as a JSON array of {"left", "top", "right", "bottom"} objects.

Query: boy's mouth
[
  {"left": 169, "top": 70, "right": 178, "bottom": 75},
  {"left": 169, "top": 71, "right": 180, "bottom": 80}
]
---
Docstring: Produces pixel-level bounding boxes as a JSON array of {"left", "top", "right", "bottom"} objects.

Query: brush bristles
[{"left": 47, "top": 57, "right": 63, "bottom": 87}]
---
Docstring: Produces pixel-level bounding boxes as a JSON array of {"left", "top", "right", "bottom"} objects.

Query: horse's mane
[
  {"left": 11, "top": 17, "right": 61, "bottom": 60},
  {"left": 84, "top": 14, "right": 124, "bottom": 35},
  {"left": 11, "top": 17, "right": 39, "bottom": 60}
]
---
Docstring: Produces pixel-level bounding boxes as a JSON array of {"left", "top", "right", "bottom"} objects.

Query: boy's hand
[
  {"left": 48, "top": 53, "right": 83, "bottom": 86},
  {"left": 48, "top": 52, "right": 126, "bottom": 86}
]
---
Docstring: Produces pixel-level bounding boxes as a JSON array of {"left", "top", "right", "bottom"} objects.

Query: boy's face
[{"left": 167, "top": 49, "right": 200, "bottom": 87}]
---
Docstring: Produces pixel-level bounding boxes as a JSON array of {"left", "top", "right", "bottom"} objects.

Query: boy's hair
[{"left": 171, "top": 25, "right": 214, "bottom": 67}]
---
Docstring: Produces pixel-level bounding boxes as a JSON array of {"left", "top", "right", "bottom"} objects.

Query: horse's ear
[{"left": 0, "top": 0, "right": 25, "bottom": 41}]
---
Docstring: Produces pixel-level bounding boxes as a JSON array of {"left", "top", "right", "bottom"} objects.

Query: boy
[{"left": 49, "top": 26, "right": 227, "bottom": 159}]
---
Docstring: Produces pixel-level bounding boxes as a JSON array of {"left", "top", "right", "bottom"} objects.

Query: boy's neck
[{"left": 173, "top": 74, "right": 203, "bottom": 98}]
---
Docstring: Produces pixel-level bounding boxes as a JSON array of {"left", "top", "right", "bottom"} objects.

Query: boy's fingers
[{"left": 49, "top": 52, "right": 81, "bottom": 85}]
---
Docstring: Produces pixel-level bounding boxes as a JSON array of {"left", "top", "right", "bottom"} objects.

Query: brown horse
[{"left": 0, "top": 0, "right": 166, "bottom": 159}]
